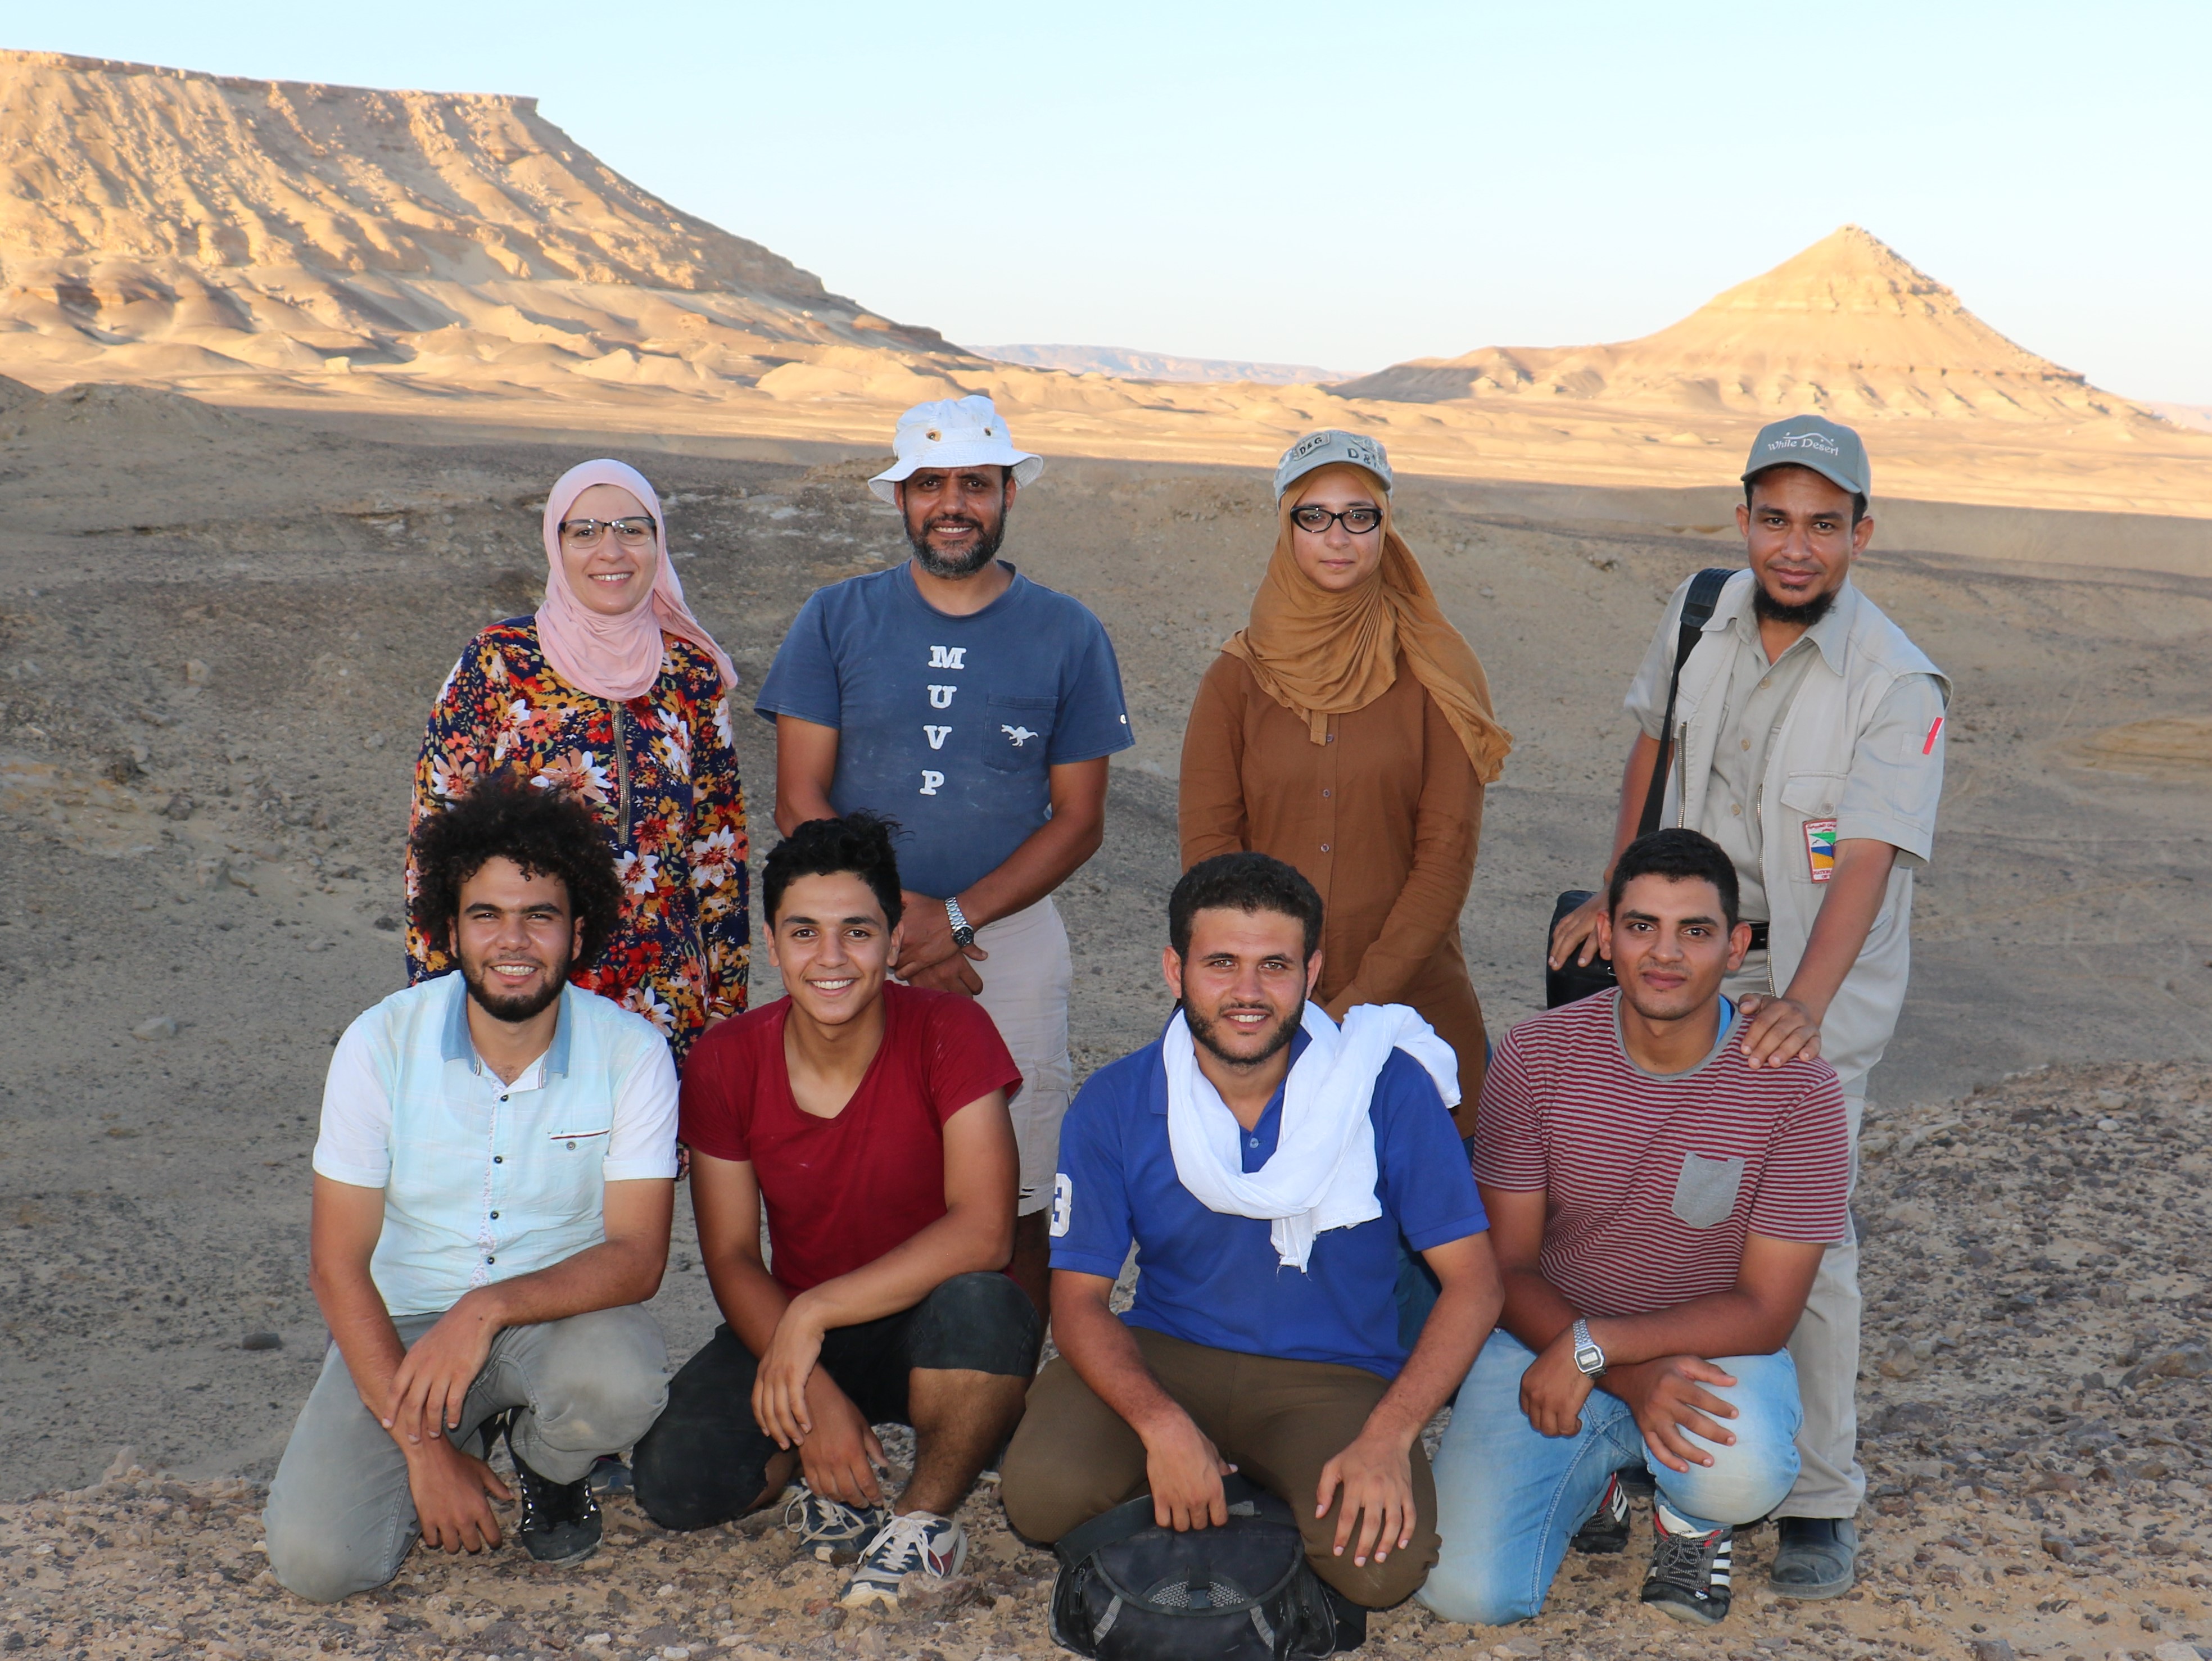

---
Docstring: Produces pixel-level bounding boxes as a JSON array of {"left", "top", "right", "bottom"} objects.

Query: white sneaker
[
  {"left": 781, "top": 1480, "right": 889, "bottom": 1564},
  {"left": 840, "top": 1510, "right": 968, "bottom": 1609}
]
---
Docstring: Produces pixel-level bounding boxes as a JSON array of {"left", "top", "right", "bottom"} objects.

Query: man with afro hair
[{"left": 265, "top": 775, "right": 678, "bottom": 1600}]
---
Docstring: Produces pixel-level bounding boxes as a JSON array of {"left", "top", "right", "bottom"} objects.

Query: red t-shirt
[
  {"left": 1473, "top": 990, "right": 1849, "bottom": 1320},
  {"left": 679, "top": 983, "right": 1021, "bottom": 1293}
]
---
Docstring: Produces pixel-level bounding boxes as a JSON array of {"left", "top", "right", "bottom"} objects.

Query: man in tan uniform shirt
[{"left": 1552, "top": 414, "right": 1948, "bottom": 1599}]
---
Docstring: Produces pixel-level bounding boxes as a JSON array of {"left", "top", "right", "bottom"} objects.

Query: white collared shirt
[{"left": 314, "top": 974, "right": 678, "bottom": 1316}]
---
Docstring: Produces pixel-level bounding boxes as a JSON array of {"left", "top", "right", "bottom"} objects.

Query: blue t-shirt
[
  {"left": 756, "top": 564, "right": 1133, "bottom": 899},
  {"left": 1049, "top": 1028, "right": 1489, "bottom": 1378}
]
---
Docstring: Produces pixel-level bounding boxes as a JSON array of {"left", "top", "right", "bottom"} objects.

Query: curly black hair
[
  {"left": 1169, "top": 852, "right": 1323, "bottom": 962},
  {"left": 763, "top": 811, "right": 904, "bottom": 929},
  {"left": 410, "top": 773, "right": 626, "bottom": 967}
]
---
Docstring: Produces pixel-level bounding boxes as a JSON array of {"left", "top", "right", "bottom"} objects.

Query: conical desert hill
[
  {"left": 0, "top": 49, "right": 953, "bottom": 390},
  {"left": 2, "top": 51, "right": 2207, "bottom": 518},
  {"left": 1335, "top": 227, "right": 2144, "bottom": 425}
]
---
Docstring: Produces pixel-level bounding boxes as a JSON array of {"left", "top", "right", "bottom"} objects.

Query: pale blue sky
[{"left": 14, "top": 2, "right": 2211, "bottom": 401}]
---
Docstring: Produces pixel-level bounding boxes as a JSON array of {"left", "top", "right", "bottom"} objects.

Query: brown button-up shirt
[{"left": 1178, "top": 652, "right": 1489, "bottom": 1106}]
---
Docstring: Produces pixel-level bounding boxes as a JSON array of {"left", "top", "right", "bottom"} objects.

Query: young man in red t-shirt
[
  {"left": 1420, "top": 829, "right": 1850, "bottom": 1631},
  {"left": 632, "top": 812, "right": 1039, "bottom": 1610}
]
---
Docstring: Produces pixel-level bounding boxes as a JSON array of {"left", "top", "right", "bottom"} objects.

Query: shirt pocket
[
  {"left": 1671, "top": 1152, "right": 1746, "bottom": 1229},
  {"left": 983, "top": 695, "right": 1057, "bottom": 773}
]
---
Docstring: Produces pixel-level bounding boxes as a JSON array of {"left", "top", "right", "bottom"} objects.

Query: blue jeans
[{"left": 1418, "top": 1330, "right": 1802, "bottom": 1626}]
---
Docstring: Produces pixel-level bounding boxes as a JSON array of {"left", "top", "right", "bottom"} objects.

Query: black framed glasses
[
  {"left": 1288, "top": 505, "right": 1383, "bottom": 535},
  {"left": 559, "top": 515, "right": 657, "bottom": 547}
]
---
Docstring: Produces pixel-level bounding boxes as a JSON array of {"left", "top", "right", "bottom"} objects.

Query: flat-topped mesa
[
  {"left": 1337, "top": 226, "right": 2146, "bottom": 424},
  {"left": 0, "top": 48, "right": 947, "bottom": 387}
]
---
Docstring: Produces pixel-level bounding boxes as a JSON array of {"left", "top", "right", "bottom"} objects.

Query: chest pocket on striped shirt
[{"left": 1671, "top": 1153, "right": 1745, "bottom": 1229}]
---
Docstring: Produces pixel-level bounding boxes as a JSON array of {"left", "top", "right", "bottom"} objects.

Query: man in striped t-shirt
[{"left": 1421, "top": 830, "right": 1848, "bottom": 1631}]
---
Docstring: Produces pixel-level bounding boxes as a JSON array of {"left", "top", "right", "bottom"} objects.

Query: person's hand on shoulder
[
  {"left": 1548, "top": 891, "right": 1609, "bottom": 971},
  {"left": 1731, "top": 994, "right": 1822, "bottom": 1069}
]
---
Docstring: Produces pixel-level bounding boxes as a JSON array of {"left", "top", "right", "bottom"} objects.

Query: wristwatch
[
  {"left": 1571, "top": 1318, "right": 1607, "bottom": 1378},
  {"left": 944, "top": 895, "right": 978, "bottom": 949}
]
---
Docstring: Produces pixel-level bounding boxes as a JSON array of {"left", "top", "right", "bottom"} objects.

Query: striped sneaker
[
  {"left": 840, "top": 1510, "right": 968, "bottom": 1609},
  {"left": 1571, "top": 1472, "right": 1632, "bottom": 1554},
  {"left": 782, "top": 1481, "right": 888, "bottom": 1564},
  {"left": 1640, "top": 1501, "right": 1733, "bottom": 1626}
]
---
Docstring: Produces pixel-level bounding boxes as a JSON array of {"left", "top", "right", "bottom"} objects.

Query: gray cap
[
  {"left": 1741, "top": 414, "right": 1870, "bottom": 499},
  {"left": 1274, "top": 429, "right": 1394, "bottom": 499}
]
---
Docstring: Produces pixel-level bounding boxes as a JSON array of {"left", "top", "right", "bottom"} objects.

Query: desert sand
[{"left": 3, "top": 41, "right": 2212, "bottom": 1661}]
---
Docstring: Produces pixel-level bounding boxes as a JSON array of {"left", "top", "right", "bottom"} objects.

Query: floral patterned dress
[{"left": 407, "top": 617, "right": 748, "bottom": 1062}]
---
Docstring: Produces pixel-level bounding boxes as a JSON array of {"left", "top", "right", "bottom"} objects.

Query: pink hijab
[{"left": 535, "top": 459, "right": 737, "bottom": 701}]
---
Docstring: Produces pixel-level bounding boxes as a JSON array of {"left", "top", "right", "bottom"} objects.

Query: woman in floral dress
[{"left": 408, "top": 458, "right": 748, "bottom": 1062}]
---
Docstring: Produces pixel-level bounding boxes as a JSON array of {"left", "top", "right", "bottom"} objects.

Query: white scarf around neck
[{"left": 1164, "top": 1001, "right": 1461, "bottom": 1272}]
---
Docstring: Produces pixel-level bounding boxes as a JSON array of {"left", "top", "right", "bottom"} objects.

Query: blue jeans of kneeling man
[{"left": 1418, "top": 1329, "right": 1801, "bottom": 1626}]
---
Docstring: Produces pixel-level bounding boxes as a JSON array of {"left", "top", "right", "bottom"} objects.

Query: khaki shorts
[{"left": 971, "top": 895, "right": 1074, "bottom": 1217}]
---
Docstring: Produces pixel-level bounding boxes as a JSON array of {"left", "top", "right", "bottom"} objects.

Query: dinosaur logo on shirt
[{"left": 1001, "top": 725, "right": 1038, "bottom": 748}]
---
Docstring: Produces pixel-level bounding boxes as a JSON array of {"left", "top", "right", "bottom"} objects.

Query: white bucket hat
[{"left": 868, "top": 395, "right": 1043, "bottom": 504}]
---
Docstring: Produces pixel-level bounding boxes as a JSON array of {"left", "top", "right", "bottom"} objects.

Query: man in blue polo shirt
[
  {"left": 999, "top": 853, "right": 1501, "bottom": 1608},
  {"left": 757, "top": 395, "right": 1133, "bottom": 1312}
]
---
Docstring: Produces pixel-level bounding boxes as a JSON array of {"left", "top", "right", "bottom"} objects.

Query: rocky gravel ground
[{"left": 6, "top": 1060, "right": 2209, "bottom": 1661}]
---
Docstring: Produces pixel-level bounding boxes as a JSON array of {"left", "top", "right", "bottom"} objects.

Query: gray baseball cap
[
  {"left": 1741, "top": 414, "right": 1870, "bottom": 499},
  {"left": 1274, "top": 429, "right": 1394, "bottom": 499}
]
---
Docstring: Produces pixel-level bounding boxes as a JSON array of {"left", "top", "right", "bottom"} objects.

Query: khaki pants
[
  {"left": 971, "top": 895, "right": 1074, "bottom": 1218},
  {"left": 1000, "top": 1327, "right": 1437, "bottom": 1609},
  {"left": 1728, "top": 948, "right": 1867, "bottom": 1520}
]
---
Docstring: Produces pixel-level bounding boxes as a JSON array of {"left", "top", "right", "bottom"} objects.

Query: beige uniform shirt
[{"left": 1626, "top": 590, "right": 1947, "bottom": 922}]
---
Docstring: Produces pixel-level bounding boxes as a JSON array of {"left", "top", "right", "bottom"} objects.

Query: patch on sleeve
[
  {"left": 1049, "top": 1173, "right": 1073, "bottom": 1238},
  {"left": 1804, "top": 818, "right": 1838, "bottom": 883},
  {"left": 1923, "top": 715, "right": 1944, "bottom": 755}
]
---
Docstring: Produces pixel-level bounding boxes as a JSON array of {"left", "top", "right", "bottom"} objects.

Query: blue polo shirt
[{"left": 1049, "top": 1028, "right": 1487, "bottom": 1379}]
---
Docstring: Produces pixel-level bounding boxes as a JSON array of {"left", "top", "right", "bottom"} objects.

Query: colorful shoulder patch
[{"left": 1804, "top": 818, "right": 1839, "bottom": 882}]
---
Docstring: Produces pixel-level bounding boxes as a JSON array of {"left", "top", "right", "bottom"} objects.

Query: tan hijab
[{"left": 1223, "top": 465, "right": 1512, "bottom": 783}]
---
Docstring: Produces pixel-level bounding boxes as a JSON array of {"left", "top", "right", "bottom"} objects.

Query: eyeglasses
[
  {"left": 559, "top": 515, "right": 657, "bottom": 548},
  {"left": 1288, "top": 505, "right": 1383, "bottom": 535}
]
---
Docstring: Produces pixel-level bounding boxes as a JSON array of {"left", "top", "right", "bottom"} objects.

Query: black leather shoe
[
  {"left": 1768, "top": 1517, "right": 1856, "bottom": 1597},
  {"left": 503, "top": 1418, "right": 603, "bottom": 1566}
]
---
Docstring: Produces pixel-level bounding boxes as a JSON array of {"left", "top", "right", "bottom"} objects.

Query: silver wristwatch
[
  {"left": 944, "top": 895, "right": 978, "bottom": 949},
  {"left": 1571, "top": 1318, "right": 1607, "bottom": 1378}
]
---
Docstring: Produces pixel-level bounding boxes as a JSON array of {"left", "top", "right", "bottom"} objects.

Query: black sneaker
[
  {"left": 1571, "top": 1472, "right": 1632, "bottom": 1554},
  {"left": 500, "top": 1416, "right": 603, "bottom": 1565},
  {"left": 1640, "top": 1502, "right": 1733, "bottom": 1626},
  {"left": 1767, "top": 1517, "right": 1856, "bottom": 1597}
]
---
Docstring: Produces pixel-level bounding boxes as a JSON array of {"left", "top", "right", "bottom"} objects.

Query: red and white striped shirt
[{"left": 1474, "top": 991, "right": 1849, "bottom": 1319}]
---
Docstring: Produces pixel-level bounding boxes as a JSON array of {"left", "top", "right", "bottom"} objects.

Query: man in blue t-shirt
[
  {"left": 999, "top": 854, "right": 1501, "bottom": 1609},
  {"left": 757, "top": 396, "right": 1132, "bottom": 1312}
]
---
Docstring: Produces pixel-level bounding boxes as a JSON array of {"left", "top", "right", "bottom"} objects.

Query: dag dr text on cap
[
  {"left": 1274, "top": 429, "right": 1394, "bottom": 500},
  {"left": 1741, "top": 414, "right": 1870, "bottom": 500},
  {"left": 868, "top": 395, "right": 1043, "bottom": 503}
]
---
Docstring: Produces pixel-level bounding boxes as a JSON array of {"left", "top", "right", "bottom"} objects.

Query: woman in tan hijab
[{"left": 1179, "top": 430, "right": 1510, "bottom": 1122}]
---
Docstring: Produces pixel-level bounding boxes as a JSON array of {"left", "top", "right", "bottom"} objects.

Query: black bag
[
  {"left": 1048, "top": 1476, "right": 1366, "bottom": 1659},
  {"left": 1547, "top": 567, "right": 1734, "bottom": 1009}
]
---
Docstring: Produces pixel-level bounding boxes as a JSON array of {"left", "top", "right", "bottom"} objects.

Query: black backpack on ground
[{"left": 1048, "top": 1476, "right": 1367, "bottom": 1659}]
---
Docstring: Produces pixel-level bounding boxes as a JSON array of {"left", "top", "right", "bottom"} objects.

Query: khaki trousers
[
  {"left": 971, "top": 895, "right": 1074, "bottom": 1217},
  {"left": 1729, "top": 948, "right": 1867, "bottom": 1520},
  {"left": 1000, "top": 1327, "right": 1437, "bottom": 1609}
]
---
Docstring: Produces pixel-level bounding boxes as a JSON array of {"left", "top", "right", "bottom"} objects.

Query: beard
[
  {"left": 1752, "top": 581, "right": 1838, "bottom": 630},
  {"left": 907, "top": 512, "right": 1007, "bottom": 578},
  {"left": 462, "top": 950, "right": 572, "bottom": 1023},
  {"left": 1184, "top": 1000, "right": 1302, "bottom": 1072}
]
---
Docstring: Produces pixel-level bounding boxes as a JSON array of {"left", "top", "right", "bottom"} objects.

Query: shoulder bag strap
[{"left": 1635, "top": 567, "right": 1734, "bottom": 839}]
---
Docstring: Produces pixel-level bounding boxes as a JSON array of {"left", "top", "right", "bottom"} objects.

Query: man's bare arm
[
  {"left": 773, "top": 715, "right": 841, "bottom": 835},
  {"left": 306, "top": 1174, "right": 514, "bottom": 1551},
  {"left": 1052, "top": 1269, "right": 1237, "bottom": 1532},
  {"left": 896, "top": 758, "right": 1107, "bottom": 990}
]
